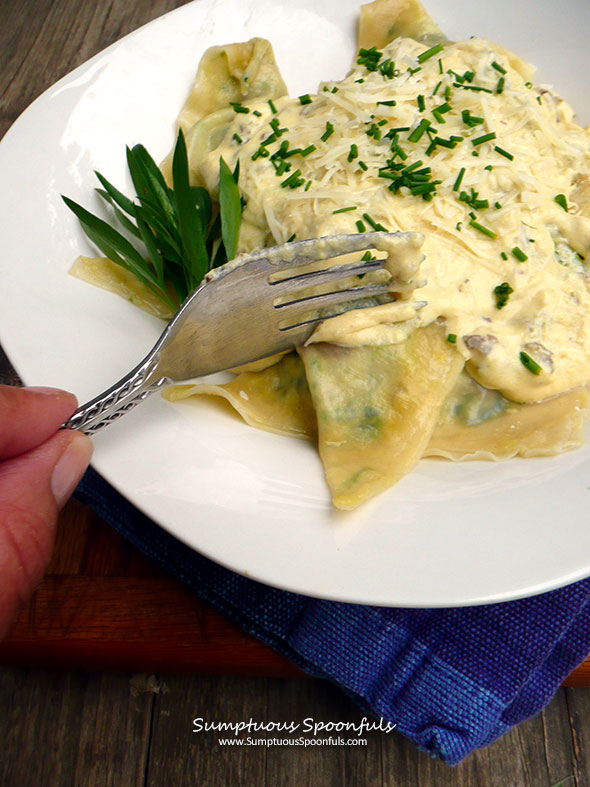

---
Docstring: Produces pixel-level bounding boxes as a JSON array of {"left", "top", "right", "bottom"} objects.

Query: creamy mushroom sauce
[{"left": 198, "top": 35, "right": 590, "bottom": 403}]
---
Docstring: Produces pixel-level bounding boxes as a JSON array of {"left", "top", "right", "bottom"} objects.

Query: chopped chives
[
  {"left": 280, "top": 169, "right": 303, "bottom": 188},
  {"left": 417, "top": 43, "right": 444, "bottom": 63},
  {"left": 363, "top": 212, "right": 388, "bottom": 231},
  {"left": 357, "top": 46, "right": 382, "bottom": 71},
  {"left": 268, "top": 99, "right": 277, "bottom": 114},
  {"left": 408, "top": 119, "right": 431, "bottom": 142},
  {"left": 434, "top": 102, "right": 452, "bottom": 114},
  {"left": 496, "top": 77, "right": 505, "bottom": 94},
  {"left": 332, "top": 206, "right": 357, "bottom": 214},
  {"left": 253, "top": 109, "right": 262, "bottom": 117},
  {"left": 453, "top": 167, "right": 466, "bottom": 192},
  {"left": 500, "top": 251, "right": 508, "bottom": 260},
  {"left": 453, "top": 83, "right": 493, "bottom": 94},
  {"left": 304, "top": 180, "right": 312, "bottom": 191},
  {"left": 426, "top": 136, "right": 458, "bottom": 156},
  {"left": 378, "top": 58, "right": 396, "bottom": 79},
  {"left": 438, "top": 58, "right": 444, "bottom": 74},
  {"left": 300, "top": 144, "right": 316, "bottom": 157},
  {"left": 469, "top": 219, "right": 497, "bottom": 239},
  {"left": 417, "top": 94, "right": 425, "bottom": 111},
  {"left": 407, "top": 66, "right": 422, "bottom": 75},
  {"left": 358, "top": 161, "right": 368, "bottom": 171},
  {"left": 432, "top": 80, "right": 442, "bottom": 96},
  {"left": 444, "top": 85, "right": 451, "bottom": 101},
  {"left": 377, "top": 99, "right": 397, "bottom": 106},
  {"left": 269, "top": 117, "right": 286, "bottom": 136},
  {"left": 366, "top": 123, "right": 382, "bottom": 140},
  {"left": 273, "top": 159, "right": 289, "bottom": 176},
  {"left": 348, "top": 144, "right": 359, "bottom": 162},
  {"left": 491, "top": 61, "right": 507, "bottom": 74},
  {"left": 287, "top": 233, "right": 296, "bottom": 242},
  {"left": 321, "top": 121, "right": 335, "bottom": 142},
  {"left": 456, "top": 222, "right": 462, "bottom": 231},
  {"left": 355, "top": 78, "right": 365, "bottom": 83},
  {"left": 554, "top": 194, "right": 568, "bottom": 212},
  {"left": 356, "top": 220, "right": 367, "bottom": 232},
  {"left": 402, "top": 160, "right": 424, "bottom": 174},
  {"left": 298, "top": 94, "right": 312, "bottom": 105},
  {"left": 331, "top": 86, "right": 339, "bottom": 93},
  {"left": 494, "top": 146, "right": 514, "bottom": 160},
  {"left": 232, "top": 133, "right": 243, "bottom": 144},
  {"left": 230, "top": 102, "right": 249, "bottom": 113},
  {"left": 494, "top": 281, "right": 513, "bottom": 309},
  {"left": 472, "top": 132, "right": 497, "bottom": 146},
  {"left": 410, "top": 182, "right": 441, "bottom": 195},
  {"left": 432, "top": 102, "right": 451, "bottom": 124},
  {"left": 520, "top": 351, "right": 542, "bottom": 375},
  {"left": 484, "top": 165, "right": 493, "bottom": 171},
  {"left": 462, "top": 110, "right": 484, "bottom": 127},
  {"left": 511, "top": 246, "right": 528, "bottom": 262},
  {"left": 447, "top": 333, "right": 457, "bottom": 343}
]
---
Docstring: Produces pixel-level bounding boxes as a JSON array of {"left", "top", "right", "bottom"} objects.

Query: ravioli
[
  {"left": 167, "top": 0, "right": 590, "bottom": 507},
  {"left": 73, "top": 0, "right": 590, "bottom": 509}
]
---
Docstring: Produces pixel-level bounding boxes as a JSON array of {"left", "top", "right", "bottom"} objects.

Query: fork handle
[{"left": 61, "top": 355, "right": 168, "bottom": 436}]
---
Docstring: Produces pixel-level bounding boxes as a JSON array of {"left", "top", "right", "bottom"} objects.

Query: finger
[
  {"left": 0, "top": 429, "right": 93, "bottom": 638},
  {"left": 0, "top": 385, "right": 78, "bottom": 460}
]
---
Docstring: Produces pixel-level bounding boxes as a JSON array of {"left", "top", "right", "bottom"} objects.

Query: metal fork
[{"left": 63, "top": 232, "right": 402, "bottom": 435}]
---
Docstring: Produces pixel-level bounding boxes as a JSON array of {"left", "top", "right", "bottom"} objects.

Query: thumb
[{"left": 0, "top": 429, "right": 93, "bottom": 638}]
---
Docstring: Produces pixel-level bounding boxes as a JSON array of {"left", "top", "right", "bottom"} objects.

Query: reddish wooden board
[{"left": 0, "top": 497, "right": 588, "bottom": 685}]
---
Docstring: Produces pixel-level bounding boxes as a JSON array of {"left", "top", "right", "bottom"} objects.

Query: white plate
[{"left": 1, "top": 0, "right": 589, "bottom": 607}]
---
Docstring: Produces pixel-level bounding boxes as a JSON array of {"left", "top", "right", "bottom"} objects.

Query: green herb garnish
[
  {"left": 554, "top": 194, "right": 568, "bottom": 212},
  {"left": 469, "top": 220, "right": 497, "bottom": 239},
  {"left": 63, "top": 130, "right": 242, "bottom": 311},
  {"left": 472, "top": 132, "right": 497, "bottom": 147},
  {"left": 453, "top": 167, "right": 466, "bottom": 192},
  {"left": 321, "top": 121, "right": 335, "bottom": 142},
  {"left": 520, "top": 351, "right": 542, "bottom": 375},
  {"left": 511, "top": 246, "right": 528, "bottom": 262},
  {"left": 494, "top": 146, "right": 514, "bottom": 160},
  {"left": 417, "top": 43, "right": 444, "bottom": 63},
  {"left": 408, "top": 118, "right": 431, "bottom": 143},
  {"left": 494, "top": 281, "right": 513, "bottom": 309}
]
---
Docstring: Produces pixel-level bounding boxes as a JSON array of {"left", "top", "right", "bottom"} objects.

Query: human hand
[{"left": 0, "top": 385, "right": 93, "bottom": 638}]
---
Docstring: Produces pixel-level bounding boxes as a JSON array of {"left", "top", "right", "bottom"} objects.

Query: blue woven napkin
[{"left": 75, "top": 467, "right": 590, "bottom": 764}]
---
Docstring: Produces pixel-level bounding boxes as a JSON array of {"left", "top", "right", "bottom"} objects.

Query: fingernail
[
  {"left": 25, "top": 386, "right": 73, "bottom": 397},
  {"left": 51, "top": 433, "right": 94, "bottom": 509}
]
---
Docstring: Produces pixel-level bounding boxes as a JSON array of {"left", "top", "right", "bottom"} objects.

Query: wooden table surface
[{"left": 2, "top": 1, "right": 590, "bottom": 784}]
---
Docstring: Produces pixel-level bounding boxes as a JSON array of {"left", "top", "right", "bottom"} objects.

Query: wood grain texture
[{"left": 0, "top": 668, "right": 587, "bottom": 787}]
